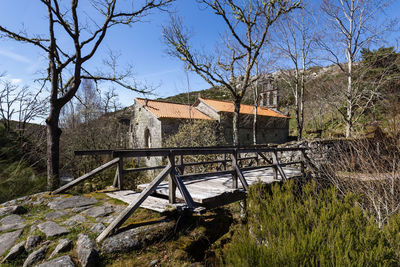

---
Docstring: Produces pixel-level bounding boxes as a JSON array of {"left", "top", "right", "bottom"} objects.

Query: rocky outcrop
[
  {"left": 0, "top": 229, "right": 23, "bottom": 256},
  {"left": 50, "top": 239, "right": 73, "bottom": 258},
  {"left": 38, "top": 221, "right": 70, "bottom": 237},
  {"left": 76, "top": 234, "right": 99, "bottom": 267},
  {"left": 36, "top": 255, "right": 75, "bottom": 267},
  {"left": 48, "top": 196, "right": 97, "bottom": 210}
]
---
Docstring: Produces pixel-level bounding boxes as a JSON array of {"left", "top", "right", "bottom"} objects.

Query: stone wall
[
  {"left": 130, "top": 100, "right": 162, "bottom": 166},
  {"left": 219, "top": 112, "right": 289, "bottom": 146}
]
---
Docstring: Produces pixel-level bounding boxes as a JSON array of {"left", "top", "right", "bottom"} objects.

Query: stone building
[
  {"left": 129, "top": 96, "right": 289, "bottom": 151},
  {"left": 194, "top": 98, "right": 288, "bottom": 145}
]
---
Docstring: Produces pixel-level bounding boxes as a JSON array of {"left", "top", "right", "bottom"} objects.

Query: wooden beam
[
  {"left": 52, "top": 158, "right": 120, "bottom": 195},
  {"left": 257, "top": 152, "right": 273, "bottom": 164},
  {"left": 117, "top": 157, "right": 124, "bottom": 190},
  {"left": 124, "top": 165, "right": 167, "bottom": 173},
  {"left": 231, "top": 150, "right": 238, "bottom": 189},
  {"left": 96, "top": 164, "right": 173, "bottom": 243},
  {"left": 112, "top": 168, "right": 119, "bottom": 188},
  {"left": 74, "top": 150, "right": 114, "bottom": 156},
  {"left": 177, "top": 155, "right": 184, "bottom": 175},
  {"left": 234, "top": 165, "right": 248, "bottom": 190},
  {"left": 179, "top": 170, "right": 234, "bottom": 180},
  {"left": 223, "top": 153, "right": 227, "bottom": 171},
  {"left": 171, "top": 169, "right": 195, "bottom": 209},
  {"left": 168, "top": 154, "right": 177, "bottom": 204},
  {"left": 272, "top": 151, "right": 288, "bottom": 181}
]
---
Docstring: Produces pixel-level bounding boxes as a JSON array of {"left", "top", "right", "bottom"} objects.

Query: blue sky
[{"left": 0, "top": 0, "right": 399, "bottom": 111}]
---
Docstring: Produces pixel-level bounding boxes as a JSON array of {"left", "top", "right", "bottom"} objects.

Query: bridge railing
[{"left": 52, "top": 145, "right": 308, "bottom": 242}]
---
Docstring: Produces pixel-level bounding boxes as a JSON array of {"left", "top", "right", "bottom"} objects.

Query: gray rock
[
  {"left": 89, "top": 223, "right": 106, "bottom": 233},
  {"left": 71, "top": 207, "right": 90, "bottom": 213},
  {"left": 0, "top": 214, "right": 26, "bottom": 225},
  {"left": 101, "top": 229, "right": 142, "bottom": 254},
  {"left": 29, "top": 224, "right": 38, "bottom": 234},
  {"left": 63, "top": 215, "right": 87, "bottom": 226},
  {"left": 0, "top": 229, "right": 23, "bottom": 256},
  {"left": 50, "top": 239, "right": 73, "bottom": 258},
  {"left": 0, "top": 205, "right": 27, "bottom": 216},
  {"left": 48, "top": 196, "right": 97, "bottom": 210},
  {"left": 81, "top": 205, "right": 113, "bottom": 218},
  {"left": 101, "top": 216, "right": 116, "bottom": 224},
  {"left": 36, "top": 255, "right": 75, "bottom": 267},
  {"left": 150, "top": 259, "right": 159, "bottom": 266},
  {"left": 38, "top": 221, "right": 69, "bottom": 237},
  {"left": 25, "top": 235, "right": 42, "bottom": 251},
  {"left": 76, "top": 234, "right": 98, "bottom": 267},
  {"left": 22, "top": 245, "right": 48, "bottom": 267},
  {"left": 44, "top": 210, "right": 69, "bottom": 220},
  {"left": 0, "top": 222, "right": 26, "bottom": 231},
  {"left": 101, "top": 222, "right": 174, "bottom": 254},
  {"left": 1, "top": 241, "right": 25, "bottom": 263}
]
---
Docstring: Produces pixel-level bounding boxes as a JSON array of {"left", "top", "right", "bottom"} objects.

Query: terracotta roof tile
[
  {"left": 136, "top": 98, "right": 212, "bottom": 120},
  {"left": 198, "top": 98, "right": 288, "bottom": 118}
]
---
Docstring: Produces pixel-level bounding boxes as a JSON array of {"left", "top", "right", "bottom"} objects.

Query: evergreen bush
[{"left": 222, "top": 181, "right": 398, "bottom": 266}]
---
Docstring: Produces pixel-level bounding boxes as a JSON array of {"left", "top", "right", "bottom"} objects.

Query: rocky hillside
[{"left": 0, "top": 190, "right": 235, "bottom": 266}]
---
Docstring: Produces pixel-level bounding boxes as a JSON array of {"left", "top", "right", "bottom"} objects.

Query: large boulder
[
  {"left": 50, "top": 238, "right": 73, "bottom": 258},
  {"left": 25, "top": 235, "right": 42, "bottom": 252},
  {"left": 22, "top": 245, "right": 48, "bottom": 267},
  {"left": 101, "top": 221, "right": 175, "bottom": 254},
  {"left": 76, "top": 234, "right": 99, "bottom": 267},
  {"left": 36, "top": 255, "right": 75, "bottom": 267},
  {"left": 1, "top": 241, "right": 25, "bottom": 263},
  {"left": 48, "top": 196, "right": 97, "bottom": 210},
  {"left": 80, "top": 205, "right": 113, "bottom": 218},
  {"left": 0, "top": 229, "right": 23, "bottom": 256},
  {"left": 0, "top": 205, "right": 26, "bottom": 216},
  {"left": 38, "top": 221, "right": 69, "bottom": 238}
]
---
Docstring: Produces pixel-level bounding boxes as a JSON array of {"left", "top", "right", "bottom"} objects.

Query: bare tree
[
  {"left": 163, "top": 0, "right": 300, "bottom": 146},
  {"left": 275, "top": 4, "right": 318, "bottom": 140},
  {"left": 0, "top": 0, "right": 173, "bottom": 190},
  {"left": 0, "top": 80, "right": 21, "bottom": 132},
  {"left": 319, "top": 0, "right": 395, "bottom": 137},
  {"left": 17, "top": 86, "right": 47, "bottom": 137}
]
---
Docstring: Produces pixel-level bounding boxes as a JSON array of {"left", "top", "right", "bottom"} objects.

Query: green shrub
[{"left": 221, "top": 181, "right": 397, "bottom": 266}]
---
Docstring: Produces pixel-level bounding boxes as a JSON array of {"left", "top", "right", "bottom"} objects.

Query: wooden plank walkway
[
  {"left": 108, "top": 166, "right": 301, "bottom": 210},
  {"left": 105, "top": 191, "right": 186, "bottom": 213}
]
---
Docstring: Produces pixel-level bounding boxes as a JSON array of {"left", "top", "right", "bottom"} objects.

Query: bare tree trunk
[
  {"left": 233, "top": 98, "right": 241, "bottom": 147},
  {"left": 253, "top": 81, "right": 258, "bottom": 145},
  {"left": 253, "top": 105, "right": 258, "bottom": 145},
  {"left": 46, "top": 107, "right": 61, "bottom": 190},
  {"left": 346, "top": 59, "right": 353, "bottom": 138},
  {"left": 299, "top": 49, "right": 306, "bottom": 140},
  {"left": 346, "top": 9, "right": 354, "bottom": 138}
]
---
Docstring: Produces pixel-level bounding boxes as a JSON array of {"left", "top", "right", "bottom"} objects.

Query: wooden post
[
  {"left": 177, "top": 154, "right": 184, "bottom": 175},
  {"left": 168, "top": 152, "right": 177, "bottom": 204},
  {"left": 171, "top": 171, "right": 195, "bottom": 209},
  {"left": 112, "top": 168, "right": 119, "bottom": 188},
  {"left": 223, "top": 153, "right": 227, "bottom": 171},
  {"left": 117, "top": 157, "right": 124, "bottom": 190},
  {"left": 272, "top": 150, "right": 288, "bottom": 181},
  {"left": 96, "top": 164, "right": 172, "bottom": 243},
  {"left": 231, "top": 150, "right": 238, "bottom": 189}
]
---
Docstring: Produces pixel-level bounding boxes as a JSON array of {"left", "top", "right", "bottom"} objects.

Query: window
[{"left": 144, "top": 128, "right": 151, "bottom": 148}]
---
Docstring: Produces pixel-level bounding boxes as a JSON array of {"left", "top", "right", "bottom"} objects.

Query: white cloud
[
  {"left": 0, "top": 48, "right": 31, "bottom": 64},
  {"left": 10, "top": 78, "right": 22, "bottom": 84}
]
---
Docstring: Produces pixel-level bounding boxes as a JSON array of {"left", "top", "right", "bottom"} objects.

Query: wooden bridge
[{"left": 51, "top": 146, "right": 310, "bottom": 243}]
